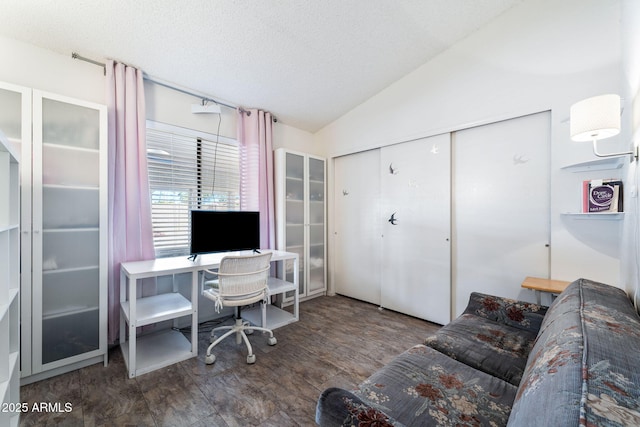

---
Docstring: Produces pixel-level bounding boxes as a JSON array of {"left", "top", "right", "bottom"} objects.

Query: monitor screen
[{"left": 190, "top": 210, "right": 260, "bottom": 255}]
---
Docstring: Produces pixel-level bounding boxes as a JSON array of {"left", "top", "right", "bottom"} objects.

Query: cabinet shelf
[
  {"left": 43, "top": 183, "right": 99, "bottom": 191},
  {"left": 43, "top": 265, "right": 98, "bottom": 275},
  {"left": 43, "top": 306, "right": 98, "bottom": 320},
  {"left": 0, "top": 224, "right": 19, "bottom": 233},
  {"left": 43, "top": 227, "right": 99, "bottom": 233},
  {"left": 42, "top": 142, "right": 99, "bottom": 154},
  {"left": 6, "top": 288, "right": 19, "bottom": 307}
]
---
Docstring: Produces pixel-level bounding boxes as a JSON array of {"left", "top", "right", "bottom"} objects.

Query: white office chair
[{"left": 201, "top": 252, "right": 277, "bottom": 364}]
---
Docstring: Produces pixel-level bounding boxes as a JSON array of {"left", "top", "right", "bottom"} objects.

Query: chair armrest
[
  {"left": 316, "top": 387, "right": 401, "bottom": 427},
  {"left": 462, "top": 292, "right": 548, "bottom": 334}
]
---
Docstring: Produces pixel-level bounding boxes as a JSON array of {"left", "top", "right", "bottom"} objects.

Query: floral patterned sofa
[{"left": 316, "top": 278, "right": 640, "bottom": 426}]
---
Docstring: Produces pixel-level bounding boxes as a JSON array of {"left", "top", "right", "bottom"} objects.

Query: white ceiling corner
[{"left": 0, "top": 0, "right": 525, "bottom": 132}]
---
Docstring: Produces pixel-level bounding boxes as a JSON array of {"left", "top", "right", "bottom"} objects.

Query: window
[{"left": 146, "top": 121, "right": 240, "bottom": 257}]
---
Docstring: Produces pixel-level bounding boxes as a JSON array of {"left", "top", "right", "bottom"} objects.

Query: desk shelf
[
  {"left": 243, "top": 277, "right": 299, "bottom": 330},
  {"left": 243, "top": 305, "right": 297, "bottom": 330},
  {"left": 119, "top": 266, "right": 199, "bottom": 378},
  {"left": 120, "top": 329, "right": 193, "bottom": 377},
  {"left": 267, "top": 276, "right": 297, "bottom": 294},
  {"left": 120, "top": 293, "right": 193, "bottom": 327}
]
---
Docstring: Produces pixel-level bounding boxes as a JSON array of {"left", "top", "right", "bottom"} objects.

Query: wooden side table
[{"left": 521, "top": 276, "right": 571, "bottom": 305}]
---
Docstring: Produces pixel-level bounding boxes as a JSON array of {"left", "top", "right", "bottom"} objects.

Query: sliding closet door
[
  {"left": 453, "top": 112, "right": 550, "bottom": 316},
  {"left": 380, "top": 135, "right": 451, "bottom": 324},
  {"left": 333, "top": 149, "right": 381, "bottom": 305}
]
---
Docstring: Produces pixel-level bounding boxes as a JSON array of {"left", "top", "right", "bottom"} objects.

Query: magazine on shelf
[{"left": 582, "top": 179, "right": 623, "bottom": 213}]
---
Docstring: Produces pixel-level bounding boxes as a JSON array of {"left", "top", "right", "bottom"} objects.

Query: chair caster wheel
[
  {"left": 245, "top": 329, "right": 254, "bottom": 335},
  {"left": 205, "top": 354, "right": 216, "bottom": 365},
  {"left": 209, "top": 336, "right": 216, "bottom": 344},
  {"left": 268, "top": 336, "right": 277, "bottom": 346},
  {"left": 247, "top": 354, "right": 256, "bottom": 364}
]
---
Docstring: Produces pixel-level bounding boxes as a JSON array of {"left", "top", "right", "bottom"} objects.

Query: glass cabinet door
[
  {"left": 307, "top": 157, "right": 325, "bottom": 295},
  {"left": 0, "top": 87, "right": 24, "bottom": 147},
  {"left": 284, "top": 152, "right": 305, "bottom": 295},
  {"left": 277, "top": 149, "right": 326, "bottom": 300},
  {"left": 33, "top": 92, "right": 105, "bottom": 370}
]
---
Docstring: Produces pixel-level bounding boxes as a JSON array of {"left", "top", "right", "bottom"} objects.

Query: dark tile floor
[{"left": 19, "top": 295, "right": 440, "bottom": 426}]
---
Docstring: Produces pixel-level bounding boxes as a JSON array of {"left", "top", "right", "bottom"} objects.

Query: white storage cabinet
[
  {"left": 275, "top": 149, "right": 327, "bottom": 301},
  {"left": 0, "top": 130, "right": 21, "bottom": 426},
  {"left": 0, "top": 81, "right": 108, "bottom": 383}
]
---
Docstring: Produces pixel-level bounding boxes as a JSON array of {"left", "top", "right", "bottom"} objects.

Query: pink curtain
[
  {"left": 237, "top": 109, "right": 275, "bottom": 249},
  {"left": 106, "top": 60, "right": 155, "bottom": 344}
]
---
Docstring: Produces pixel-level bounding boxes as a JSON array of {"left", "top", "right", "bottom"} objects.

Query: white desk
[{"left": 120, "top": 250, "right": 299, "bottom": 378}]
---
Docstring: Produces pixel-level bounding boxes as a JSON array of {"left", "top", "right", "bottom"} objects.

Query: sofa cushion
[
  {"left": 316, "top": 388, "right": 402, "bottom": 427},
  {"left": 353, "top": 345, "right": 517, "bottom": 426},
  {"left": 425, "top": 314, "right": 537, "bottom": 386},
  {"left": 463, "top": 292, "right": 548, "bottom": 334},
  {"left": 508, "top": 278, "right": 640, "bottom": 426}
]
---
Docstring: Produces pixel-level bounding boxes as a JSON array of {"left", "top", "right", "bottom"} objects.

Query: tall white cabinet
[
  {"left": 0, "top": 130, "right": 20, "bottom": 427},
  {"left": 0, "top": 81, "right": 108, "bottom": 383},
  {"left": 275, "top": 149, "right": 327, "bottom": 301}
]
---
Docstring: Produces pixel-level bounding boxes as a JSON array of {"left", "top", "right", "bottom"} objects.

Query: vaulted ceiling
[{"left": 0, "top": 0, "right": 525, "bottom": 132}]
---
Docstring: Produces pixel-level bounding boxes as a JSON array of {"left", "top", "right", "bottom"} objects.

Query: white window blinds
[{"left": 146, "top": 121, "right": 240, "bottom": 257}]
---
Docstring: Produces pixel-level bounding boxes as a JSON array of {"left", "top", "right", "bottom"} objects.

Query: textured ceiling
[{"left": 0, "top": 0, "right": 524, "bottom": 132}]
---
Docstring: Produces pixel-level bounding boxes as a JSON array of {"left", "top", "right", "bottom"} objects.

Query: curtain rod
[{"left": 71, "top": 52, "right": 243, "bottom": 113}]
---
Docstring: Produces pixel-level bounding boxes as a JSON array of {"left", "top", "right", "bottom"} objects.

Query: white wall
[
  {"left": 317, "top": 0, "right": 624, "bottom": 294},
  {"left": 0, "top": 34, "right": 316, "bottom": 153},
  {"left": 143, "top": 67, "right": 319, "bottom": 156},
  {"left": 0, "top": 36, "right": 105, "bottom": 104},
  {"left": 621, "top": 0, "right": 640, "bottom": 307}
]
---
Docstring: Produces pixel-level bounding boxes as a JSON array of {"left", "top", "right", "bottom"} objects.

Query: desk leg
[
  {"left": 128, "top": 277, "right": 137, "bottom": 379},
  {"left": 293, "top": 256, "right": 299, "bottom": 322},
  {"left": 191, "top": 271, "right": 198, "bottom": 356},
  {"left": 534, "top": 290, "right": 542, "bottom": 305},
  {"left": 119, "top": 270, "right": 126, "bottom": 346}
]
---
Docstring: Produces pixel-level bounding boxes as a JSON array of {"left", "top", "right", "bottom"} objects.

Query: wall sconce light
[{"left": 570, "top": 94, "right": 638, "bottom": 161}]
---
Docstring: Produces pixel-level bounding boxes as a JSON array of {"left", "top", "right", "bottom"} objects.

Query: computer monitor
[{"left": 190, "top": 210, "right": 260, "bottom": 257}]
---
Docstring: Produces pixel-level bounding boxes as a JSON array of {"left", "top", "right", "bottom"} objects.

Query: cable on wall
[{"left": 211, "top": 111, "right": 222, "bottom": 197}]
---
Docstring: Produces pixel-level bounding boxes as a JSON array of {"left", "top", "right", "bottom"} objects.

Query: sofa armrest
[
  {"left": 462, "top": 292, "right": 548, "bottom": 334},
  {"left": 316, "top": 387, "right": 400, "bottom": 427}
]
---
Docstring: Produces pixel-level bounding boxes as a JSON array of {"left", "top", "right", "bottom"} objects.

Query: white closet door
[
  {"left": 380, "top": 135, "right": 451, "bottom": 325},
  {"left": 453, "top": 112, "right": 550, "bottom": 316},
  {"left": 333, "top": 149, "right": 381, "bottom": 305}
]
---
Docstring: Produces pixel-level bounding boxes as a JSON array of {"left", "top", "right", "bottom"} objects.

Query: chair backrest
[{"left": 216, "top": 252, "right": 272, "bottom": 305}]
